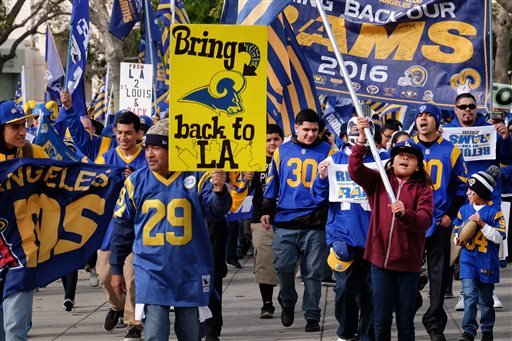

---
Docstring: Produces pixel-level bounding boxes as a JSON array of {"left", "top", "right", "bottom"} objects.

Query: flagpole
[
  {"left": 21, "top": 65, "right": 26, "bottom": 107},
  {"left": 144, "top": 0, "right": 157, "bottom": 117},
  {"left": 106, "top": 84, "right": 114, "bottom": 123},
  {"left": 313, "top": 0, "right": 397, "bottom": 205},
  {"left": 64, "top": 27, "right": 74, "bottom": 91},
  {"left": 171, "top": 0, "right": 176, "bottom": 25}
]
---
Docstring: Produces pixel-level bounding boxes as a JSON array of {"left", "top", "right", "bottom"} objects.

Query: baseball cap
[
  {"left": 416, "top": 103, "right": 442, "bottom": 128},
  {"left": 390, "top": 141, "right": 424, "bottom": 164},
  {"left": 0, "top": 100, "right": 37, "bottom": 125},
  {"left": 327, "top": 241, "right": 354, "bottom": 272}
]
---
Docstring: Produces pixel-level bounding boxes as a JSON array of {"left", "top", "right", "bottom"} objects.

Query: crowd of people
[{"left": 0, "top": 90, "right": 510, "bottom": 341}]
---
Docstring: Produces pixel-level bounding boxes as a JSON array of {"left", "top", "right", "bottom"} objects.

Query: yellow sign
[{"left": 170, "top": 24, "right": 267, "bottom": 171}]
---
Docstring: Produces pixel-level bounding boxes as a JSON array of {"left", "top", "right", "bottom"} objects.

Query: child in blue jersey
[
  {"left": 110, "top": 120, "right": 232, "bottom": 341},
  {"left": 454, "top": 166, "right": 506, "bottom": 341},
  {"left": 312, "top": 116, "right": 388, "bottom": 341}
]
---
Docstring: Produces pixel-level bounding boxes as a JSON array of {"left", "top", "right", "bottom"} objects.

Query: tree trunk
[
  {"left": 89, "top": 0, "right": 124, "bottom": 113},
  {"left": 494, "top": 5, "right": 511, "bottom": 84}
]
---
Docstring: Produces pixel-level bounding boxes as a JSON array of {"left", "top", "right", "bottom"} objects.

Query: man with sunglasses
[{"left": 446, "top": 92, "right": 512, "bottom": 314}]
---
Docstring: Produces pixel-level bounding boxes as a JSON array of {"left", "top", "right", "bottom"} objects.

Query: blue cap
[
  {"left": 0, "top": 100, "right": 36, "bottom": 125},
  {"left": 416, "top": 103, "right": 441, "bottom": 128},
  {"left": 139, "top": 115, "right": 154, "bottom": 128},
  {"left": 390, "top": 141, "right": 424, "bottom": 164}
]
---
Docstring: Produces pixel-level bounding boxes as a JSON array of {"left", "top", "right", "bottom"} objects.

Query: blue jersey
[
  {"left": 98, "top": 146, "right": 147, "bottom": 250},
  {"left": 413, "top": 136, "right": 467, "bottom": 237},
  {"left": 264, "top": 139, "right": 334, "bottom": 226},
  {"left": 111, "top": 169, "right": 232, "bottom": 307},
  {"left": 64, "top": 107, "right": 114, "bottom": 162},
  {"left": 453, "top": 203, "right": 506, "bottom": 283},
  {"left": 311, "top": 146, "right": 389, "bottom": 248}
]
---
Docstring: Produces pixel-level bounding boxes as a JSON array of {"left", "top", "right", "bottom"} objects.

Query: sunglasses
[{"left": 456, "top": 104, "right": 477, "bottom": 110}]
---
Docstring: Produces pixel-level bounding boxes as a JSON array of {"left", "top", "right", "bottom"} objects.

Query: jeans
[
  {"left": 143, "top": 304, "right": 200, "bottom": 341},
  {"left": 333, "top": 253, "right": 374, "bottom": 340},
  {"left": 371, "top": 265, "right": 419, "bottom": 341},
  {"left": 272, "top": 228, "right": 325, "bottom": 321},
  {"left": 422, "top": 227, "right": 451, "bottom": 334},
  {"left": 3, "top": 291, "right": 33, "bottom": 341},
  {"left": 461, "top": 278, "right": 495, "bottom": 337}
]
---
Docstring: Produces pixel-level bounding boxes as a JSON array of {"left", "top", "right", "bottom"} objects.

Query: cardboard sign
[
  {"left": 169, "top": 24, "right": 267, "bottom": 171},
  {"left": 119, "top": 63, "right": 153, "bottom": 117}
]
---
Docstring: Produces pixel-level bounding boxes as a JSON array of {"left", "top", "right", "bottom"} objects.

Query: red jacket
[{"left": 348, "top": 143, "right": 434, "bottom": 272}]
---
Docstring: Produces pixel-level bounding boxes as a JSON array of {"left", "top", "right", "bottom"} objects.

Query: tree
[
  {"left": 493, "top": 1, "right": 512, "bottom": 83},
  {"left": 0, "top": 0, "right": 67, "bottom": 73}
]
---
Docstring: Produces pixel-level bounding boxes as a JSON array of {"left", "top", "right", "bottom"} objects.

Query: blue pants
[
  {"left": 2, "top": 290, "right": 33, "bottom": 341},
  {"left": 333, "top": 255, "right": 374, "bottom": 340},
  {"left": 461, "top": 278, "right": 495, "bottom": 337},
  {"left": 272, "top": 228, "right": 325, "bottom": 321},
  {"left": 371, "top": 265, "right": 419, "bottom": 341},
  {"left": 143, "top": 304, "right": 200, "bottom": 341}
]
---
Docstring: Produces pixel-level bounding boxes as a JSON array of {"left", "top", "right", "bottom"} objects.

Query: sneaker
[
  {"left": 321, "top": 277, "right": 336, "bottom": 287},
  {"left": 458, "top": 332, "right": 474, "bottom": 341},
  {"left": 277, "top": 296, "right": 294, "bottom": 327},
  {"left": 492, "top": 292, "right": 503, "bottom": 308},
  {"left": 430, "top": 333, "right": 446, "bottom": 341},
  {"left": 89, "top": 267, "right": 99, "bottom": 287},
  {"left": 260, "top": 303, "right": 275, "bottom": 319},
  {"left": 337, "top": 338, "right": 357, "bottom": 341},
  {"left": 205, "top": 331, "right": 220, "bottom": 341},
  {"left": 455, "top": 292, "right": 465, "bottom": 311},
  {"left": 305, "top": 319, "right": 320, "bottom": 332},
  {"left": 124, "top": 325, "right": 142, "bottom": 341},
  {"left": 226, "top": 258, "right": 242, "bottom": 268},
  {"left": 104, "top": 308, "right": 124, "bottom": 332},
  {"left": 481, "top": 331, "right": 493, "bottom": 341},
  {"left": 63, "top": 299, "right": 74, "bottom": 312}
]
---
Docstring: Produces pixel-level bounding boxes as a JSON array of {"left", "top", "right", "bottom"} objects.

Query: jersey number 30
[{"left": 142, "top": 199, "right": 192, "bottom": 246}]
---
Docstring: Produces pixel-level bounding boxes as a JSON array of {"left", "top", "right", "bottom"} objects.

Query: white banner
[
  {"left": 119, "top": 63, "right": 153, "bottom": 117},
  {"left": 441, "top": 126, "right": 497, "bottom": 162},
  {"left": 327, "top": 160, "right": 386, "bottom": 204}
]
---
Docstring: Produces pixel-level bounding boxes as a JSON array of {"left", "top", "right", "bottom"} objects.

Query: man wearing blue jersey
[
  {"left": 110, "top": 120, "right": 232, "bottom": 341},
  {"left": 261, "top": 109, "right": 335, "bottom": 333},
  {"left": 61, "top": 91, "right": 147, "bottom": 339},
  {"left": 312, "top": 116, "right": 387, "bottom": 341},
  {"left": 412, "top": 104, "right": 467, "bottom": 341}
]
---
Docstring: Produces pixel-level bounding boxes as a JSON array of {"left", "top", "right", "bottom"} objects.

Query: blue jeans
[
  {"left": 143, "top": 305, "right": 200, "bottom": 341},
  {"left": 3, "top": 290, "right": 33, "bottom": 341},
  {"left": 461, "top": 278, "right": 495, "bottom": 337},
  {"left": 371, "top": 265, "right": 419, "bottom": 341},
  {"left": 333, "top": 255, "right": 374, "bottom": 340},
  {"left": 272, "top": 228, "right": 324, "bottom": 321}
]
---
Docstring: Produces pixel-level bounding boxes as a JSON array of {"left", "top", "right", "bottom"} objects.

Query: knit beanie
[
  {"left": 467, "top": 165, "right": 501, "bottom": 200},
  {"left": 142, "top": 119, "right": 169, "bottom": 149}
]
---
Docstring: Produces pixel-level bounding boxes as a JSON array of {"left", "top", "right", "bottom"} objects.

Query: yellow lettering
[
  {"left": 44, "top": 166, "right": 62, "bottom": 189},
  {"left": 295, "top": 16, "right": 348, "bottom": 54},
  {"left": 9, "top": 168, "right": 25, "bottom": 188},
  {"left": 143, "top": 199, "right": 165, "bottom": 246},
  {"left": 26, "top": 166, "right": 43, "bottom": 184},
  {"left": 54, "top": 195, "right": 105, "bottom": 255},
  {"left": 92, "top": 173, "right": 109, "bottom": 188},
  {"left": 166, "top": 199, "right": 192, "bottom": 245},
  {"left": 422, "top": 21, "right": 476, "bottom": 63},
  {"left": 350, "top": 22, "right": 425, "bottom": 60},
  {"left": 59, "top": 168, "right": 74, "bottom": 191},
  {"left": 74, "top": 171, "right": 96, "bottom": 191}
]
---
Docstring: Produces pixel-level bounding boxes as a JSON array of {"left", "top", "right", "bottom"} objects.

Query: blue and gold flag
[
  {"left": 0, "top": 159, "right": 124, "bottom": 298},
  {"left": 109, "top": 0, "right": 143, "bottom": 41}
]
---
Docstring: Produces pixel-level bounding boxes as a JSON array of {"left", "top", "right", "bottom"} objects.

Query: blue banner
[
  {"left": 33, "top": 114, "right": 83, "bottom": 162},
  {"left": 109, "top": 0, "right": 143, "bottom": 41},
  {"left": 0, "top": 159, "right": 124, "bottom": 298},
  {"left": 45, "top": 27, "right": 65, "bottom": 105},
  {"left": 65, "top": 0, "right": 89, "bottom": 116},
  {"left": 287, "top": 0, "right": 491, "bottom": 110}
]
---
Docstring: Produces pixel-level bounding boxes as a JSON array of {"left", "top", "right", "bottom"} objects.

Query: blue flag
[
  {"left": 109, "top": 0, "right": 143, "bottom": 41},
  {"left": 220, "top": 0, "right": 290, "bottom": 25},
  {"left": 0, "top": 159, "right": 124, "bottom": 298},
  {"left": 45, "top": 27, "right": 65, "bottom": 105},
  {"left": 33, "top": 113, "right": 83, "bottom": 162},
  {"left": 14, "top": 76, "right": 23, "bottom": 105},
  {"left": 90, "top": 75, "right": 108, "bottom": 123},
  {"left": 65, "top": 0, "right": 90, "bottom": 116}
]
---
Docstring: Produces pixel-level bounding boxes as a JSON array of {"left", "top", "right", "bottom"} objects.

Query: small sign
[{"left": 119, "top": 62, "right": 153, "bottom": 117}]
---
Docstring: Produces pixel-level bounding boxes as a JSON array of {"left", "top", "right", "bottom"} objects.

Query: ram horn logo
[
  {"left": 450, "top": 68, "right": 481, "bottom": 95},
  {"left": 398, "top": 66, "right": 428, "bottom": 87},
  {"left": 180, "top": 70, "right": 247, "bottom": 116}
]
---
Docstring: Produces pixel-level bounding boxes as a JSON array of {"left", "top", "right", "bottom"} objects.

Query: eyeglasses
[{"left": 456, "top": 104, "right": 477, "bottom": 111}]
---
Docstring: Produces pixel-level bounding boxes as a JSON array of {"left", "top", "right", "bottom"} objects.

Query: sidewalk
[{"left": 30, "top": 256, "right": 511, "bottom": 340}]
